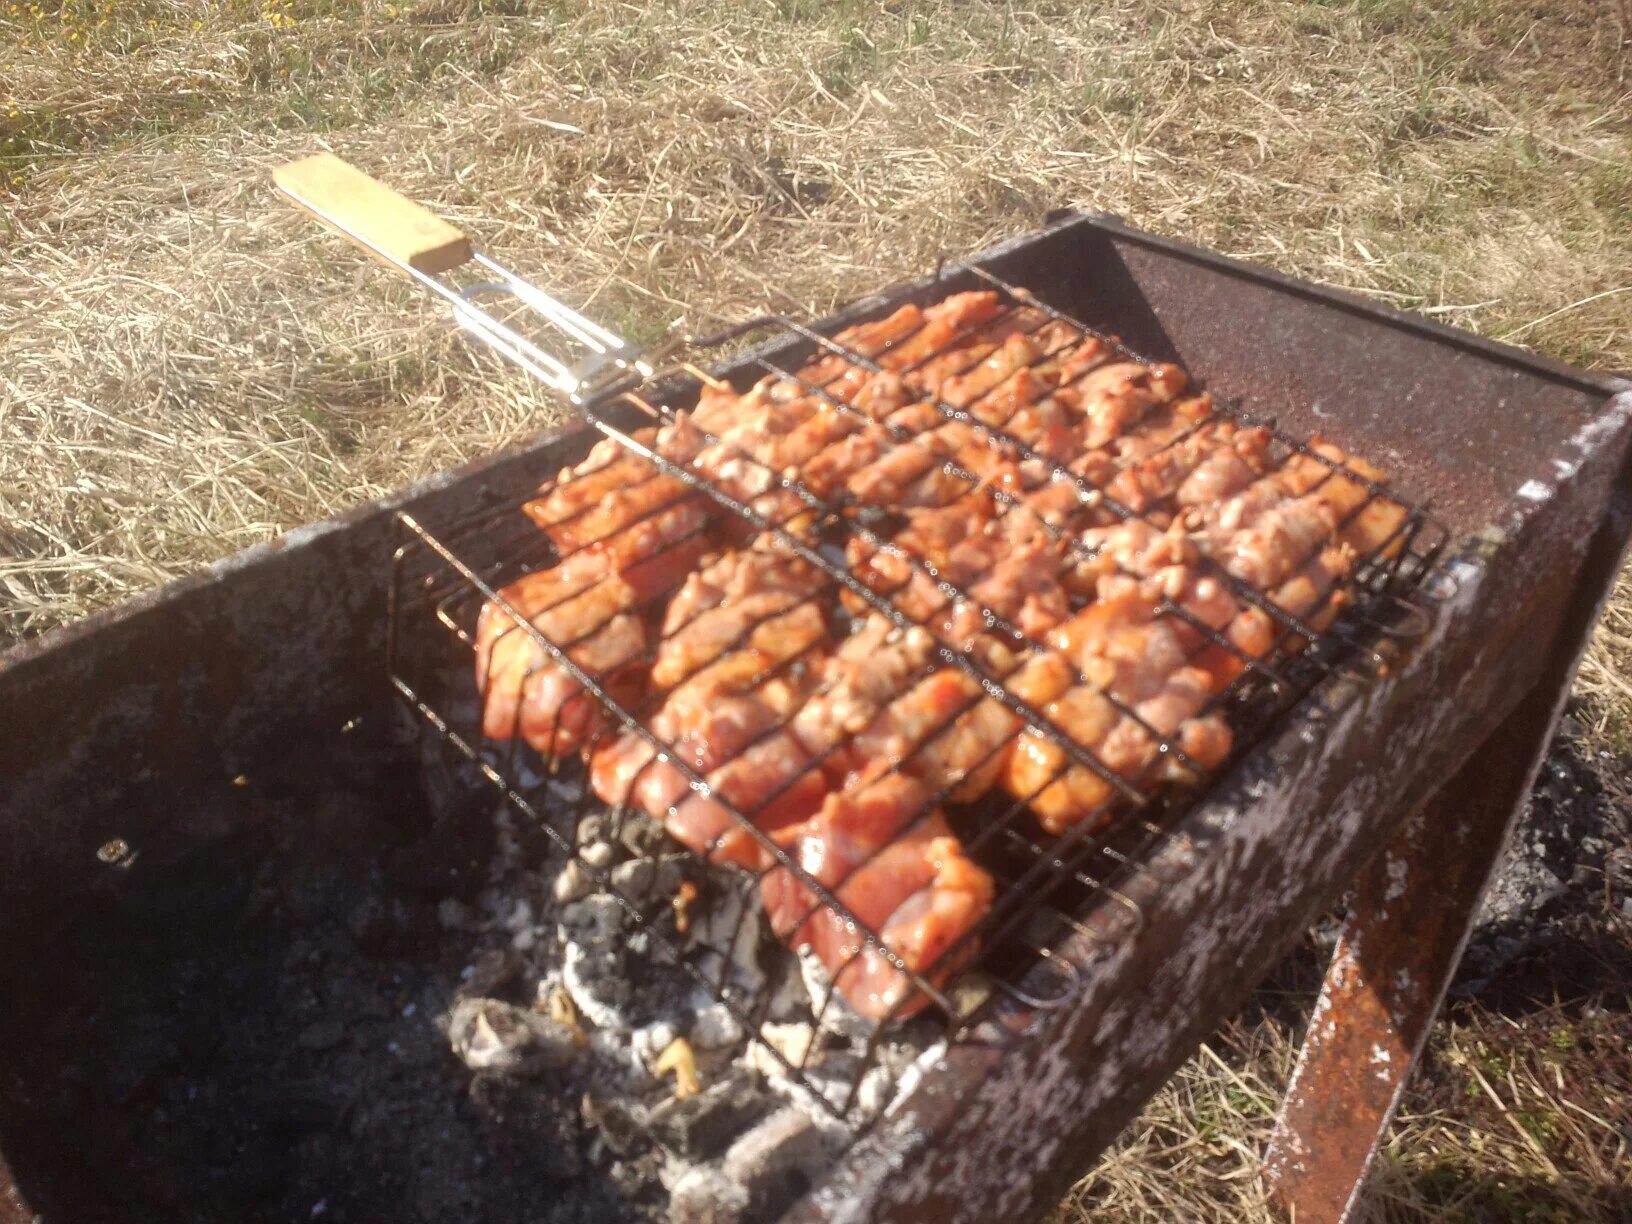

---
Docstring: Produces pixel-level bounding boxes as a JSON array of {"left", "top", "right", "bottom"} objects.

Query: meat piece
[
  {"left": 843, "top": 421, "right": 978, "bottom": 508},
  {"left": 1105, "top": 420, "right": 1268, "bottom": 515},
  {"left": 800, "top": 822, "right": 993, "bottom": 1021},
  {"left": 844, "top": 492, "right": 1001, "bottom": 623},
  {"left": 1174, "top": 424, "right": 1274, "bottom": 507},
  {"left": 762, "top": 775, "right": 932, "bottom": 937},
  {"left": 1068, "top": 519, "right": 1198, "bottom": 598},
  {"left": 1191, "top": 444, "right": 1388, "bottom": 593},
  {"left": 836, "top": 648, "right": 1070, "bottom": 804},
  {"left": 801, "top": 292, "right": 1006, "bottom": 403},
  {"left": 521, "top": 424, "right": 702, "bottom": 555},
  {"left": 1186, "top": 446, "right": 1343, "bottom": 555},
  {"left": 790, "top": 617, "right": 937, "bottom": 758},
  {"left": 1001, "top": 588, "right": 1241, "bottom": 832},
  {"left": 960, "top": 391, "right": 1220, "bottom": 539},
  {"left": 906, "top": 307, "right": 1062, "bottom": 393},
  {"left": 1061, "top": 361, "right": 1189, "bottom": 450},
  {"left": 653, "top": 545, "right": 828, "bottom": 690},
  {"left": 475, "top": 502, "right": 712, "bottom": 759},
  {"left": 939, "top": 331, "right": 1046, "bottom": 411},
  {"left": 589, "top": 640, "right": 828, "bottom": 867},
  {"left": 761, "top": 779, "right": 994, "bottom": 1020}
]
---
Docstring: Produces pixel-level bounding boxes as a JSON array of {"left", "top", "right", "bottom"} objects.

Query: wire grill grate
[{"left": 385, "top": 265, "right": 1446, "bottom": 1117}]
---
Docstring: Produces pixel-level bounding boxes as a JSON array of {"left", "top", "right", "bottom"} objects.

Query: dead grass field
[{"left": 3, "top": 0, "right": 1631, "bottom": 1218}]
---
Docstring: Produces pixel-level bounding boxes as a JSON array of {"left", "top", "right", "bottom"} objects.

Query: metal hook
[{"left": 989, "top": 946, "right": 1084, "bottom": 1011}]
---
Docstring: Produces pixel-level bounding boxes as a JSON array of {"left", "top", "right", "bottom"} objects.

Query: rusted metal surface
[
  {"left": 791, "top": 380, "right": 1632, "bottom": 1222},
  {"left": 0, "top": 213, "right": 1628, "bottom": 1221},
  {"left": 1259, "top": 379, "right": 1632, "bottom": 1221},
  {"left": 1262, "top": 678, "right": 1588, "bottom": 1221}
]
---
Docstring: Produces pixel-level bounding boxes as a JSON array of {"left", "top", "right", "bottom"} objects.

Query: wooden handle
[{"left": 273, "top": 152, "right": 472, "bottom": 276}]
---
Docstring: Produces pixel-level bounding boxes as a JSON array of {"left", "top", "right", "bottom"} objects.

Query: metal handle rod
[{"left": 274, "top": 152, "right": 637, "bottom": 402}]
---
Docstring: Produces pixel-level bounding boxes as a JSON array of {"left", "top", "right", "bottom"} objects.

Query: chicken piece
[
  {"left": 1001, "top": 682, "right": 1124, "bottom": 829},
  {"left": 1061, "top": 361, "right": 1189, "bottom": 450},
  {"left": 1105, "top": 420, "right": 1268, "bottom": 514},
  {"left": 1197, "top": 542, "right": 1358, "bottom": 684},
  {"left": 797, "top": 305, "right": 928, "bottom": 389},
  {"left": 1216, "top": 451, "right": 1382, "bottom": 591},
  {"left": 800, "top": 820, "right": 993, "bottom": 1021},
  {"left": 799, "top": 428, "right": 895, "bottom": 499},
  {"left": 521, "top": 424, "right": 702, "bottom": 555},
  {"left": 761, "top": 780, "right": 994, "bottom": 1021},
  {"left": 939, "top": 331, "right": 1046, "bottom": 412},
  {"left": 844, "top": 422, "right": 978, "bottom": 508},
  {"left": 850, "top": 371, "right": 915, "bottom": 421},
  {"left": 801, "top": 292, "right": 1006, "bottom": 403},
  {"left": 762, "top": 775, "right": 933, "bottom": 937},
  {"left": 1000, "top": 382, "right": 1090, "bottom": 462},
  {"left": 882, "top": 291, "right": 1007, "bottom": 371},
  {"left": 665, "top": 386, "right": 849, "bottom": 533},
  {"left": 589, "top": 640, "right": 828, "bottom": 867},
  {"left": 790, "top": 617, "right": 937, "bottom": 758},
  {"left": 1174, "top": 424, "right": 1274, "bottom": 507},
  {"left": 901, "top": 536, "right": 1072, "bottom": 655},
  {"left": 907, "top": 306, "right": 1065, "bottom": 393},
  {"left": 1002, "top": 588, "right": 1239, "bottom": 832},
  {"left": 653, "top": 545, "right": 828, "bottom": 690},
  {"left": 1068, "top": 518, "right": 1199, "bottom": 598},
  {"left": 476, "top": 502, "right": 712, "bottom": 759},
  {"left": 835, "top": 648, "right": 1070, "bottom": 803},
  {"left": 970, "top": 391, "right": 1220, "bottom": 537},
  {"left": 844, "top": 489, "right": 1009, "bottom": 615},
  {"left": 1186, "top": 445, "right": 1344, "bottom": 553}
]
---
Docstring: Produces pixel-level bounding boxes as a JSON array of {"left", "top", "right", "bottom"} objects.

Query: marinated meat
[{"left": 471, "top": 287, "right": 1403, "bottom": 1020}]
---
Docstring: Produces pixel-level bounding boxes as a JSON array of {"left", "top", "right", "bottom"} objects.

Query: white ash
[
  {"left": 688, "top": 1002, "right": 744, "bottom": 1052},
  {"left": 435, "top": 796, "right": 945, "bottom": 1215},
  {"left": 796, "top": 948, "right": 877, "bottom": 1039},
  {"left": 445, "top": 997, "right": 578, "bottom": 1076}
]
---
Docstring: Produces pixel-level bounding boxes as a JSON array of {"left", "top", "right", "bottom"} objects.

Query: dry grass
[
  {"left": 1058, "top": 989, "right": 1632, "bottom": 1222},
  {"left": 4, "top": 0, "right": 1631, "bottom": 1218}
]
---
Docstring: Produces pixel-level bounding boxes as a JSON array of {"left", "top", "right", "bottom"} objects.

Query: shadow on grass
[{"left": 1369, "top": 1167, "right": 1632, "bottom": 1224}]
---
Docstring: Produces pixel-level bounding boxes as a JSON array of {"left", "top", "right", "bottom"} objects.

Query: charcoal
[
  {"left": 457, "top": 948, "right": 521, "bottom": 999},
  {"left": 346, "top": 890, "right": 432, "bottom": 957},
  {"left": 468, "top": 1074, "right": 586, "bottom": 1182},
  {"left": 580, "top": 1093, "right": 645, "bottom": 1157},
  {"left": 576, "top": 812, "right": 612, "bottom": 847},
  {"left": 721, "top": 1107, "right": 835, "bottom": 1220},
  {"left": 553, "top": 859, "right": 593, "bottom": 904},
  {"left": 581, "top": 840, "right": 618, "bottom": 869},
  {"left": 436, "top": 897, "right": 477, "bottom": 930},
  {"left": 611, "top": 857, "right": 657, "bottom": 901},
  {"left": 667, "top": 1167, "right": 751, "bottom": 1224},
  {"left": 446, "top": 998, "right": 578, "bottom": 1076},
  {"left": 688, "top": 1003, "right": 745, "bottom": 1052},
  {"left": 559, "top": 894, "right": 627, "bottom": 948},
  {"left": 296, "top": 1019, "right": 348, "bottom": 1052},
  {"left": 630, "top": 1021, "right": 680, "bottom": 1065},
  {"left": 384, "top": 810, "right": 491, "bottom": 900},
  {"left": 647, "top": 1073, "right": 778, "bottom": 1161},
  {"left": 618, "top": 812, "right": 671, "bottom": 858},
  {"left": 562, "top": 943, "right": 635, "bottom": 1029}
]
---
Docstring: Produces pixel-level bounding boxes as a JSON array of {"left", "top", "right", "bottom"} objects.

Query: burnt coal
[
  {"left": 469, "top": 1074, "right": 588, "bottom": 1183},
  {"left": 646, "top": 1072, "right": 779, "bottom": 1161},
  {"left": 447, "top": 998, "right": 580, "bottom": 1075}
]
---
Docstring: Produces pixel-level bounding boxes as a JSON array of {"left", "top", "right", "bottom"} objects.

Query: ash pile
[{"left": 432, "top": 762, "right": 945, "bottom": 1223}]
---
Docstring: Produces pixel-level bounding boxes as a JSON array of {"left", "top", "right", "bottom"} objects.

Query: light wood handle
[{"left": 273, "top": 152, "right": 472, "bottom": 276}]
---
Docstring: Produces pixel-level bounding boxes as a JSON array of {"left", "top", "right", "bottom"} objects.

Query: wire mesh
[{"left": 385, "top": 265, "right": 1446, "bottom": 1118}]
